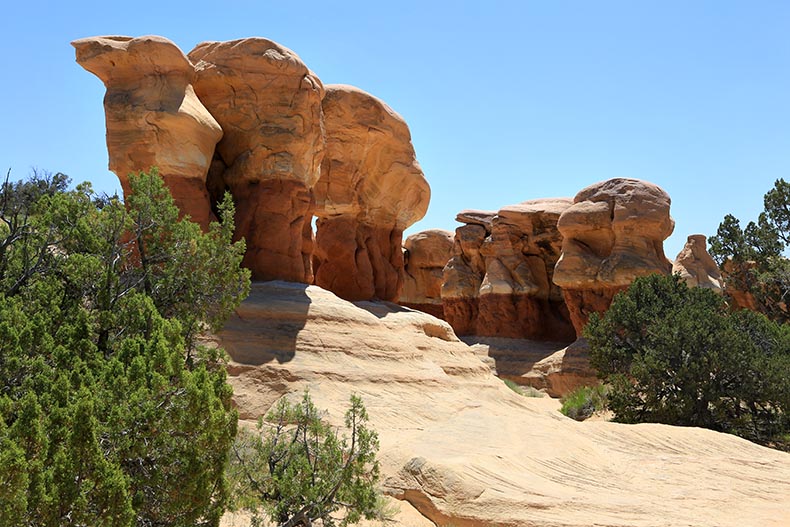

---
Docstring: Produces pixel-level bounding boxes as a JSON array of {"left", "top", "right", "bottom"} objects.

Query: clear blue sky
[{"left": 2, "top": 1, "right": 789, "bottom": 257}]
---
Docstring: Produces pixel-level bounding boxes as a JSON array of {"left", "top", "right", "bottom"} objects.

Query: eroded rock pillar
[
  {"left": 314, "top": 85, "right": 429, "bottom": 301},
  {"left": 476, "top": 199, "right": 576, "bottom": 341},
  {"left": 400, "top": 229, "right": 454, "bottom": 319},
  {"left": 441, "top": 214, "right": 491, "bottom": 335},
  {"left": 72, "top": 35, "right": 222, "bottom": 229},
  {"left": 672, "top": 234, "right": 723, "bottom": 292},
  {"left": 553, "top": 178, "right": 675, "bottom": 336},
  {"left": 189, "top": 38, "right": 325, "bottom": 282}
]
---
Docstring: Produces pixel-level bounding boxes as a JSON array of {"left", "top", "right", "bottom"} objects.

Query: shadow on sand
[{"left": 218, "top": 280, "right": 312, "bottom": 365}]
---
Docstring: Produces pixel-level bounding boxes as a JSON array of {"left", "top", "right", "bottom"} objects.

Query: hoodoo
[
  {"left": 314, "top": 85, "right": 430, "bottom": 301},
  {"left": 189, "top": 38, "right": 325, "bottom": 282},
  {"left": 72, "top": 35, "right": 222, "bottom": 229},
  {"left": 553, "top": 178, "right": 674, "bottom": 335}
]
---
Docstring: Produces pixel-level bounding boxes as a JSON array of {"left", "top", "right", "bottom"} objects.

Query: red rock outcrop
[
  {"left": 188, "top": 38, "right": 325, "bottom": 282},
  {"left": 400, "top": 229, "right": 454, "bottom": 318},
  {"left": 476, "top": 198, "right": 576, "bottom": 341},
  {"left": 442, "top": 201, "right": 576, "bottom": 341},
  {"left": 672, "top": 234, "right": 723, "bottom": 292},
  {"left": 313, "top": 85, "right": 430, "bottom": 301},
  {"left": 441, "top": 211, "right": 492, "bottom": 335},
  {"left": 72, "top": 35, "right": 222, "bottom": 229},
  {"left": 553, "top": 178, "right": 674, "bottom": 335}
]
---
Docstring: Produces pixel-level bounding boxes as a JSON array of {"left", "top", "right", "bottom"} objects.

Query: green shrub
[
  {"left": 0, "top": 169, "right": 250, "bottom": 526},
  {"left": 560, "top": 385, "right": 609, "bottom": 421},
  {"left": 585, "top": 273, "right": 790, "bottom": 444},
  {"left": 503, "top": 378, "right": 545, "bottom": 397},
  {"left": 228, "top": 391, "right": 385, "bottom": 527}
]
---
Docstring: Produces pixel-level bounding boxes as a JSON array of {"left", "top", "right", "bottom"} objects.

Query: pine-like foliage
[
  {"left": 586, "top": 273, "right": 790, "bottom": 445},
  {"left": 709, "top": 178, "right": 790, "bottom": 322},
  {"left": 0, "top": 169, "right": 250, "bottom": 526},
  {"left": 228, "top": 391, "right": 384, "bottom": 527}
]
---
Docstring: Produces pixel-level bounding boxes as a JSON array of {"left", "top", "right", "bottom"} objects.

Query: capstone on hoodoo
[{"left": 553, "top": 178, "right": 675, "bottom": 336}]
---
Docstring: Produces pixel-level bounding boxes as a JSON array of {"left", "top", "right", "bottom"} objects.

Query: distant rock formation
[
  {"left": 189, "top": 38, "right": 325, "bottom": 282},
  {"left": 400, "top": 229, "right": 454, "bottom": 318},
  {"left": 72, "top": 35, "right": 222, "bottom": 229},
  {"left": 442, "top": 210, "right": 493, "bottom": 335},
  {"left": 720, "top": 259, "right": 761, "bottom": 311},
  {"left": 442, "top": 200, "right": 576, "bottom": 341},
  {"left": 673, "top": 234, "right": 723, "bottom": 292},
  {"left": 553, "top": 178, "right": 675, "bottom": 336},
  {"left": 313, "top": 85, "right": 430, "bottom": 301},
  {"left": 476, "top": 198, "right": 576, "bottom": 341}
]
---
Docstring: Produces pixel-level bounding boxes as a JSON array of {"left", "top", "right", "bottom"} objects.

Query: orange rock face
[
  {"left": 720, "top": 259, "right": 761, "bottom": 311},
  {"left": 672, "top": 234, "right": 723, "bottom": 292},
  {"left": 442, "top": 201, "right": 575, "bottom": 341},
  {"left": 442, "top": 213, "right": 491, "bottom": 335},
  {"left": 476, "top": 198, "right": 576, "bottom": 341},
  {"left": 72, "top": 35, "right": 222, "bottom": 229},
  {"left": 554, "top": 178, "right": 674, "bottom": 335},
  {"left": 189, "top": 38, "right": 325, "bottom": 282},
  {"left": 400, "top": 229, "right": 454, "bottom": 318},
  {"left": 314, "top": 85, "right": 430, "bottom": 301}
]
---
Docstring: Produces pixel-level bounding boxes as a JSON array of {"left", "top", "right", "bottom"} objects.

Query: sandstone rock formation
[
  {"left": 215, "top": 281, "right": 790, "bottom": 527},
  {"left": 72, "top": 35, "right": 222, "bottom": 229},
  {"left": 673, "top": 234, "right": 723, "bottom": 292},
  {"left": 466, "top": 337, "right": 598, "bottom": 397},
  {"left": 477, "top": 198, "right": 575, "bottom": 340},
  {"left": 188, "top": 38, "right": 325, "bottom": 282},
  {"left": 76, "top": 36, "right": 434, "bottom": 300},
  {"left": 554, "top": 178, "right": 674, "bottom": 335},
  {"left": 442, "top": 200, "right": 576, "bottom": 341},
  {"left": 441, "top": 211, "right": 492, "bottom": 335},
  {"left": 400, "top": 229, "right": 454, "bottom": 318},
  {"left": 313, "top": 85, "right": 430, "bottom": 301}
]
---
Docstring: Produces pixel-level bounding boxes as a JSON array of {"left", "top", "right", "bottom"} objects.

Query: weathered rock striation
[
  {"left": 72, "top": 35, "right": 222, "bottom": 229},
  {"left": 673, "top": 234, "right": 723, "bottom": 292},
  {"left": 188, "top": 38, "right": 325, "bottom": 282},
  {"left": 314, "top": 85, "right": 430, "bottom": 301},
  {"left": 442, "top": 200, "right": 576, "bottom": 341},
  {"left": 477, "top": 198, "right": 576, "bottom": 341},
  {"left": 441, "top": 210, "right": 492, "bottom": 335},
  {"left": 215, "top": 281, "right": 790, "bottom": 527},
  {"left": 465, "top": 337, "right": 598, "bottom": 397},
  {"left": 554, "top": 178, "right": 674, "bottom": 335},
  {"left": 400, "top": 229, "right": 454, "bottom": 318}
]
